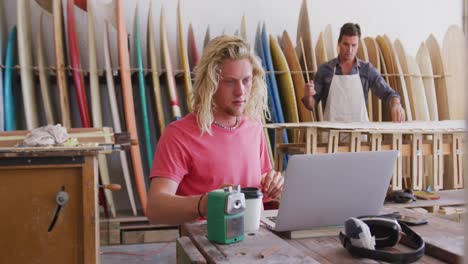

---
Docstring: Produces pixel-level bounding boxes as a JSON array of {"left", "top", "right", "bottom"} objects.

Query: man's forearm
[
  {"left": 302, "top": 95, "right": 316, "bottom": 111},
  {"left": 147, "top": 192, "right": 204, "bottom": 225}
]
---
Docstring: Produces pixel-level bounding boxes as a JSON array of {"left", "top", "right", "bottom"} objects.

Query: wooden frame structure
[{"left": 266, "top": 121, "right": 465, "bottom": 191}]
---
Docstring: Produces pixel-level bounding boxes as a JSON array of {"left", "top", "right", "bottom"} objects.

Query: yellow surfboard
[
  {"left": 269, "top": 35, "right": 299, "bottom": 124},
  {"left": 177, "top": 2, "right": 193, "bottom": 112}
]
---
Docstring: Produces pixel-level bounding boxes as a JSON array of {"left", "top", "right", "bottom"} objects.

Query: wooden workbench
[
  {"left": 265, "top": 121, "right": 465, "bottom": 191},
  {"left": 0, "top": 147, "right": 102, "bottom": 264},
  {"left": 177, "top": 207, "right": 463, "bottom": 263}
]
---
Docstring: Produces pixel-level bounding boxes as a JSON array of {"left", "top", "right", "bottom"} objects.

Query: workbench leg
[
  {"left": 433, "top": 133, "right": 444, "bottom": 190},
  {"left": 350, "top": 132, "right": 361, "bottom": 152},
  {"left": 452, "top": 133, "right": 464, "bottom": 188},
  {"left": 306, "top": 127, "right": 317, "bottom": 154},
  {"left": 328, "top": 130, "right": 339, "bottom": 153},
  {"left": 412, "top": 133, "right": 423, "bottom": 190},
  {"left": 371, "top": 134, "right": 382, "bottom": 151},
  {"left": 274, "top": 128, "right": 284, "bottom": 172},
  {"left": 392, "top": 133, "right": 403, "bottom": 190}
]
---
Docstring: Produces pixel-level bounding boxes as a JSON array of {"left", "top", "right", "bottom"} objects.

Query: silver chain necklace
[{"left": 213, "top": 117, "right": 240, "bottom": 131}]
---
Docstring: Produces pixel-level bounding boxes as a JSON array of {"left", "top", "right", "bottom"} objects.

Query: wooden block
[
  {"left": 122, "top": 229, "right": 179, "bottom": 244},
  {"left": 176, "top": 237, "right": 206, "bottom": 264}
]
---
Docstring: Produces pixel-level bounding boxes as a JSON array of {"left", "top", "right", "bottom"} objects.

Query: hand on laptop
[{"left": 261, "top": 170, "right": 284, "bottom": 200}]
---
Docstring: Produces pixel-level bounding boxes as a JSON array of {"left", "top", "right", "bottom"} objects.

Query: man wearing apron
[{"left": 302, "top": 23, "right": 405, "bottom": 123}]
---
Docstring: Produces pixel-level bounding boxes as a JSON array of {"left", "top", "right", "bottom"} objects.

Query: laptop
[{"left": 261, "top": 151, "right": 398, "bottom": 232}]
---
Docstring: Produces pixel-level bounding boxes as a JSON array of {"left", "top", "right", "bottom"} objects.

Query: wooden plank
[
  {"left": 53, "top": 0, "right": 72, "bottom": 127},
  {"left": 181, "top": 222, "right": 318, "bottom": 263},
  {"left": 0, "top": 127, "right": 115, "bottom": 147},
  {"left": 83, "top": 156, "right": 99, "bottom": 264},
  {"left": 412, "top": 133, "right": 424, "bottom": 190},
  {"left": 176, "top": 237, "right": 207, "bottom": 264},
  {"left": 432, "top": 133, "right": 444, "bottom": 190}
]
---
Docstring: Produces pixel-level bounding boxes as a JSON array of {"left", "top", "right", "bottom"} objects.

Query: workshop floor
[{"left": 101, "top": 242, "right": 176, "bottom": 264}]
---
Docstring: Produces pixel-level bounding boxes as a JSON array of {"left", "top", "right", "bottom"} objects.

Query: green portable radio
[{"left": 207, "top": 185, "right": 246, "bottom": 244}]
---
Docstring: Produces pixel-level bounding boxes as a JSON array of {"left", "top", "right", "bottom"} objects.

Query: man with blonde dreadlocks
[{"left": 147, "top": 35, "right": 283, "bottom": 225}]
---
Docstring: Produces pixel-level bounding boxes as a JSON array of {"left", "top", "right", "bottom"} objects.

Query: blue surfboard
[
  {"left": 261, "top": 22, "right": 285, "bottom": 125},
  {"left": 134, "top": 3, "right": 153, "bottom": 171},
  {"left": 4, "top": 26, "right": 17, "bottom": 131},
  {"left": 254, "top": 22, "right": 277, "bottom": 123}
]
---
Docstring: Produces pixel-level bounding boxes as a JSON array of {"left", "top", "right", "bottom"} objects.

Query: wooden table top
[{"left": 180, "top": 207, "right": 463, "bottom": 263}]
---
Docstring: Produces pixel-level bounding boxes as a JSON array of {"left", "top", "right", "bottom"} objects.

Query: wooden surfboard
[
  {"left": 161, "top": 6, "right": 182, "bottom": 120},
  {"left": 17, "top": 0, "right": 39, "bottom": 129},
  {"left": 117, "top": 0, "right": 147, "bottom": 214},
  {"left": 394, "top": 39, "right": 429, "bottom": 121},
  {"left": 406, "top": 54, "right": 430, "bottom": 121},
  {"left": 425, "top": 34, "right": 450, "bottom": 120},
  {"left": 416, "top": 42, "right": 438, "bottom": 121},
  {"left": 364, "top": 37, "right": 382, "bottom": 122},
  {"left": 315, "top": 32, "right": 328, "bottom": 65},
  {"left": 281, "top": 31, "right": 312, "bottom": 122},
  {"left": 203, "top": 26, "right": 211, "bottom": 49},
  {"left": 67, "top": 0, "right": 91, "bottom": 127},
  {"left": 297, "top": 0, "right": 317, "bottom": 80},
  {"left": 187, "top": 23, "right": 199, "bottom": 71},
  {"left": 103, "top": 20, "right": 137, "bottom": 216},
  {"left": 376, "top": 35, "right": 412, "bottom": 121},
  {"left": 87, "top": 0, "right": 117, "bottom": 218},
  {"left": 270, "top": 35, "right": 299, "bottom": 124},
  {"left": 442, "top": 25, "right": 465, "bottom": 120},
  {"left": 134, "top": 2, "right": 154, "bottom": 168},
  {"left": 147, "top": 4, "right": 165, "bottom": 133},
  {"left": 4, "top": 26, "right": 17, "bottom": 131},
  {"left": 37, "top": 13, "right": 56, "bottom": 125},
  {"left": 240, "top": 14, "right": 247, "bottom": 41},
  {"left": 53, "top": 0, "right": 72, "bottom": 128},
  {"left": 177, "top": 2, "right": 193, "bottom": 112},
  {"left": 0, "top": 1, "right": 5, "bottom": 130},
  {"left": 323, "top": 24, "right": 336, "bottom": 61},
  {"left": 377, "top": 41, "right": 392, "bottom": 121}
]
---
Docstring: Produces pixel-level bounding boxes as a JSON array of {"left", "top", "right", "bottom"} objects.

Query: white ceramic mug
[{"left": 241, "top": 187, "right": 263, "bottom": 232}]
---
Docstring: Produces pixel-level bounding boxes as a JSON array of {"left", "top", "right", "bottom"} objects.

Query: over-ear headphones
[{"left": 339, "top": 216, "right": 425, "bottom": 263}]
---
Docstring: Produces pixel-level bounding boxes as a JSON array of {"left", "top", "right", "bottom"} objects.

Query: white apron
[{"left": 323, "top": 67, "right": 369, "bottom": 122}]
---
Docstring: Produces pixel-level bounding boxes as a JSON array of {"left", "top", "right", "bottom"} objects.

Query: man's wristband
[{"left": 197, "top": 193, "right": 207, "bottom": 218}]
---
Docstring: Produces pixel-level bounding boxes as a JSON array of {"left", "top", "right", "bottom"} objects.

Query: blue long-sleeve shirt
[{"left": 312, "top": 58, "right": 400, "bottom": 110}]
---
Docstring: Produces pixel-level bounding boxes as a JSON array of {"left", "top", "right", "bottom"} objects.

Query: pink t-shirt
[{"left": 150, "top": 113, "right": 272, "bottom": 196}]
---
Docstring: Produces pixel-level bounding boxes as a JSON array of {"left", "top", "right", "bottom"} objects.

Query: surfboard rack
[{"left": 265, "top": 121, "right": 465, "bottom": 191}]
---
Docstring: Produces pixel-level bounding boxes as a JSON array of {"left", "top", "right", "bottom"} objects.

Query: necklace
[{"left": 213, "top": 117, "right": 240, "bottom": 131}]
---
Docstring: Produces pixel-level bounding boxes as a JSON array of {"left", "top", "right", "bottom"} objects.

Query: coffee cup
[{"left": 241, "top": 187, "right": 263, "bottom": 232}]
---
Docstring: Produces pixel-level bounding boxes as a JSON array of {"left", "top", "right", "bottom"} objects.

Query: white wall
[{"left": 2, "top": 0, "right": 463, "bottom": 72}]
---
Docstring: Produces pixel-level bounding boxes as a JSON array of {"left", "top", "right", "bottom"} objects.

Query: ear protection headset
[{"left": 339, "top": 216, "right": 425, "bottom": 263}]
